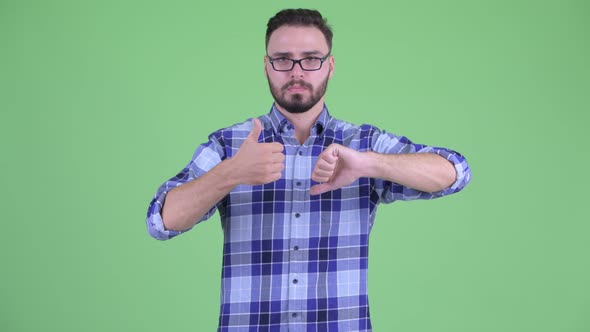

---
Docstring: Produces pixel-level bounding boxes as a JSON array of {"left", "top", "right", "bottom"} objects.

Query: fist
[
  {"left": 233, "top": 118, "right": 285, "bottom": 185},
  {"left": 310, "top": 143, "right": 364, "bottom": 195}
]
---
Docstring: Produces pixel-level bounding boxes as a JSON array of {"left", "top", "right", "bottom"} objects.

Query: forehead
[{"left": 267, "top": 25, "right": 329, "bottom": 56}]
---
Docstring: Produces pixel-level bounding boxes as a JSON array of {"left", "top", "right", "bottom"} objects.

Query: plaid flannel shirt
[{"left": 146, "top": 104, "right": 471, "bottom": 331}]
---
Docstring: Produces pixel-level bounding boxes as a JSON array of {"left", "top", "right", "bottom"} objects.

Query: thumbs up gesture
[{"left": 232, "top": 118, "right": 285, "bottom": 185}]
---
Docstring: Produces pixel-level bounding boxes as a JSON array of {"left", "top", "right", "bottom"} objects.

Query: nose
[{"left": 290, "top": 61, "right": 305, "bottom": 78}]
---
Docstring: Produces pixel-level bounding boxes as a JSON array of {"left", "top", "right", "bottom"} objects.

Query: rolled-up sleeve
[
  {"left": 370, "top": 128, "right": 471, "bottom": 203},
  {"left": 146, "top": 135, "right": 225, "bottom": 240}
]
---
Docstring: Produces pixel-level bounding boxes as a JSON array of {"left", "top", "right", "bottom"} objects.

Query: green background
[{"left": 1, "top": 0, "right": 588, "bottom": 331}]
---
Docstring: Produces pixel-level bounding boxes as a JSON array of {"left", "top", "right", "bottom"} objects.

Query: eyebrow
[{"left": 269, "top": 50, "right": 326, "bottom": 58}]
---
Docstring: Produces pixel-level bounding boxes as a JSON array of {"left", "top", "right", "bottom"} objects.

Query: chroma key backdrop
[{"left": 1, "top": 1, "right": 588, "bottom": 331}]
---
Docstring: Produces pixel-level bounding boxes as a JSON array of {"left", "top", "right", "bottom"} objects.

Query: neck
[{"left": 275, "top": 98, "right": 325, "bottom": 144}]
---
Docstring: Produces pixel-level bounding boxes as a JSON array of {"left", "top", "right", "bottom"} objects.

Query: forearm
[
  {"left": 363, "top": 152, "right": 457, "bottom": 193},
  {"left": 161, "top": 158, "right": 240, "bottom": 231}
]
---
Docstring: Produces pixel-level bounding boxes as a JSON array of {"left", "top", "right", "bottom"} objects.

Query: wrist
[
  {"left": 214, "top": 157, "right": 242, "bottom": 190},
  {"left": 363, "top": 151, "right": 392, "bottom": 179}
]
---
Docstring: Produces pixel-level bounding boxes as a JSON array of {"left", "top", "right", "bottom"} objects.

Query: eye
[{"left": 302, "top": 58, "right": 322, "bottom": 66}]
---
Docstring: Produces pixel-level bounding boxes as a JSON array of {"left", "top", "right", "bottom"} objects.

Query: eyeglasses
[{"left": 267, "top": 54, "right": 330, "bottom": 72}]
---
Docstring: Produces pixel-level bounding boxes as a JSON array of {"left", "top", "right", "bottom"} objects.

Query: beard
[{"left": 267, "top": 72, "right": 330, "bottom": 114}]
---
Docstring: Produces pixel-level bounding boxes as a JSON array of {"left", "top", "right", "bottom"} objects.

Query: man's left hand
[{"left": 310, "top": 143, "right": 364, "bottom": 195}]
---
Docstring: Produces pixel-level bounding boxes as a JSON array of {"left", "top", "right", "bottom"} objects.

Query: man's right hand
[
  {"left": 162, "top": 118, "right": 284, "bottom": 231},
  {"left": 231, "top": 118, "right": 285, "bottom": 185}
]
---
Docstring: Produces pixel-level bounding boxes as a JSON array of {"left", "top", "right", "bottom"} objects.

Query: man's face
[{"left": 265, "top": 25, "right": 334, "bottom": 114}]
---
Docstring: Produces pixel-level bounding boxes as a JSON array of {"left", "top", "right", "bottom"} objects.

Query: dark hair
[{"left": 266, "top": 9, "right": 333, "bottom": 51}]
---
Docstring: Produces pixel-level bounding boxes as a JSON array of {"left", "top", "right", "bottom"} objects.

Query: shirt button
[
  {"left": 296, "top": 181, "right": 301, "bottom": 186},
  {"left": 295, "top": 213, "right": 300, "bottom": 218},
  {"left": 298, "top": 151, "right": 303, "bottom": 156},
  {"left": 293, "top": 279, "right": 298, "bottom": 284},
  {"left": 292, "top": 313, "right": 297, "bottom": 318},
  {"left": 294, "top": 246, "right": 299, "bottom": 251}
]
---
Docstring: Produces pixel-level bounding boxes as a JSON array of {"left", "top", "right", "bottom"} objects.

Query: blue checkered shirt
[{"left": 146, "top": 104, "right": 471, "bottom": 331}]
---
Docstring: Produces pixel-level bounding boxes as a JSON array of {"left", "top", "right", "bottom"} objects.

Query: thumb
[
  {"left": 310, "top": 183, "right": 334, "bottom": 196},
  {"left": 246, "top": 118, "right": 262, "bottom": 142}
]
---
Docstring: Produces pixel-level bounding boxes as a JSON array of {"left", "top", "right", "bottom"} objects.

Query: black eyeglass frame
[{"left": 266, "top": 54, "right": 331, "bottom": 72}]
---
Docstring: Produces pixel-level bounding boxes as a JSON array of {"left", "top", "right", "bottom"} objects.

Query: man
[{"left": 146, "top": 8, "right": 471, "bottom": 332}]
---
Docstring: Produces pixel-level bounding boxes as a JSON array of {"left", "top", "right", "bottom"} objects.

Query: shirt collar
[{"left": 267, "top": 103, "right": 331, "bottom": 137}]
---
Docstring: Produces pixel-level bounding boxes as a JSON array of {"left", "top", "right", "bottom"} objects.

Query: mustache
[{"left": 282, "top": 80, "right": 313, "bottom": 91}]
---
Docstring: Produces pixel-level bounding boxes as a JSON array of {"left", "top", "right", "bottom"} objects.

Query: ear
[
  {"left": 263, "top": 55, "right": 270, "bottom": 77},
  {"left": 328, "top": 55, "right": 335, "bottom": 79}
]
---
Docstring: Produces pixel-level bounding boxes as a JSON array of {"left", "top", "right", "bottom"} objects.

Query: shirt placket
[{"left": 286, "top": 140, "right": 309, "bottom": 330}]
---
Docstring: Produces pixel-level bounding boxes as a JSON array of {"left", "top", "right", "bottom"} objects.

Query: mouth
[
  {"left": 284, "top": 81, "right": 311, "bottom": 93},
  {"left": 287, "top": 85, "right": 308, "bottom": 93}
]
